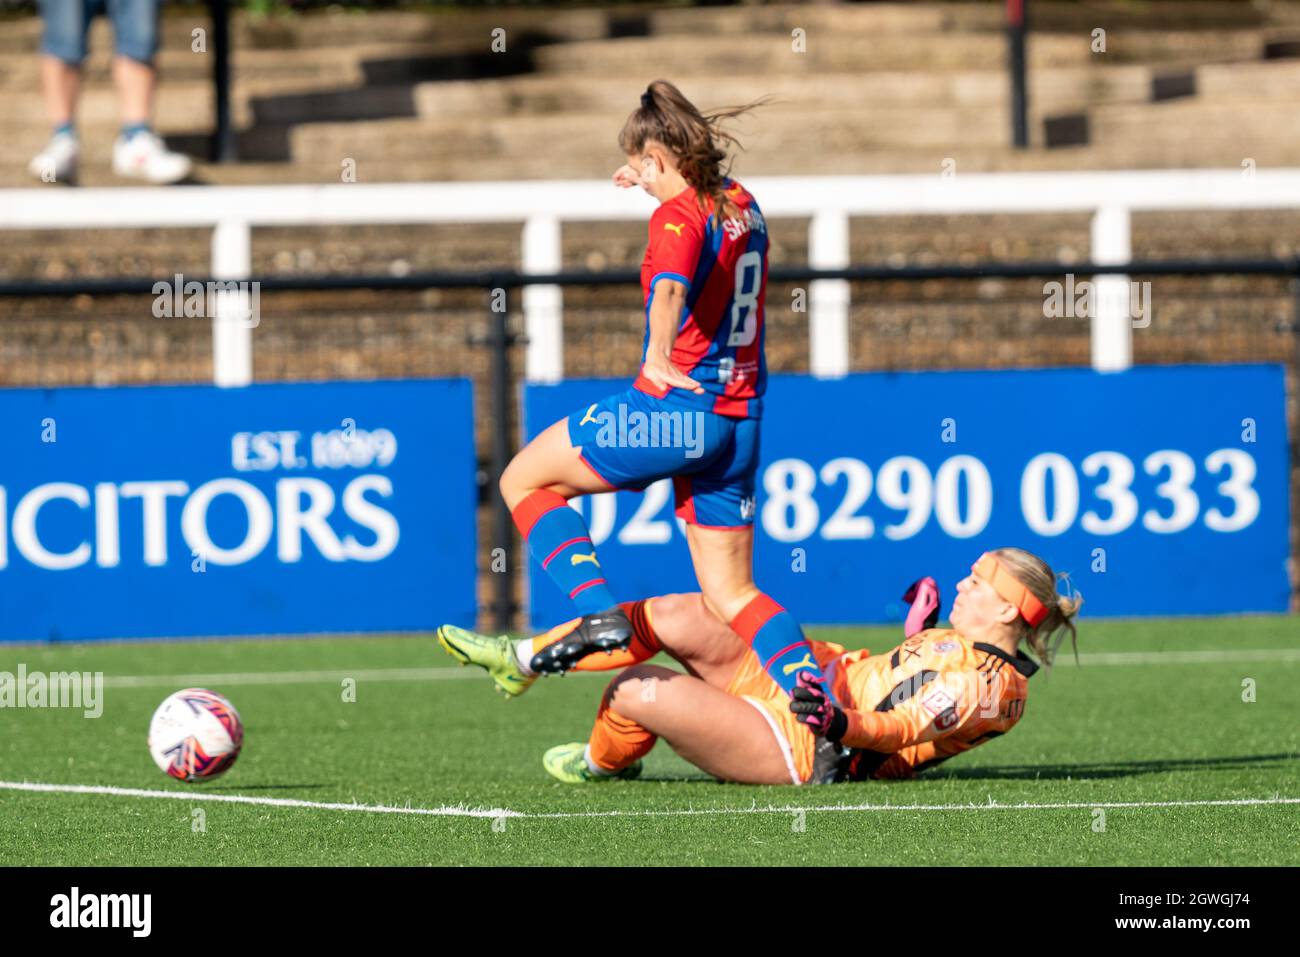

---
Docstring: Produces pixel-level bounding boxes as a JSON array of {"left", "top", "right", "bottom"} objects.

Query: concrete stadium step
[
  {"left": 650, "top": 1, "right": 1284, "bottom": 37},
  {"left": 0, "top": 36, "right": 513, "bottom": 93},
  {"left": 0, "top": 7, "right": 1284, "bottom": 179},
  {"left": 279, "top": 88, "right": 1282, "bottom": 173},
  {"left": 0, "top": 6, "right": 612, "bottom": 55},
  {"left": 240, "top": 52, "right": 1278, "bottom": 136},
  {"left": 283, "top": 104, "right": 1025, "bottom": 167},
  {"left": 221, "top": 5, "right": 612, "bottom": 49},
  {"left": 0, "top": 46, "right": 364, "bottom": 92},
  {"left": 1197, "top": 58, "right": 1300, "bottom": 98},
  {"left": 531, "top": 32, "right": 1074, "bottom": 76},
  {"left": 6, "top": 126, "right": 1295, "bottom": 192},
  {"left": 1089, "top": 98, "right": 1300, "bottom": 150},
  {"left": 0, "top": 124, "right": 222, "bottom": 165},
  {"left": 1, "top": 2, "right": 1282, "bottom": 57},
  {"left": 0, "top": 67, "right": 434, "bottom": 130},
  {"left": 529, "top": 30, "right": 1266, "bottom": 77},
  {"left": 1038, "top": 57, "right": 1300, "bottom": 154},
  {"left": 0, "top": 55, "right": 1190, "bottom": 151},
  {"left": 646, "top": 2, "right": 952, "bottom": 37},
  {"left": 411, "top": 65, "right": 1155, "bottom": 119},
  {"left": 0, "top": 80, "right": 223, "bottom": 129},
  {"left": 1067, "top": 28, "right": 1268, "bottom": 65},
  {"left": 1003, "top": 1, "right": 1282, "bottom": 31}
]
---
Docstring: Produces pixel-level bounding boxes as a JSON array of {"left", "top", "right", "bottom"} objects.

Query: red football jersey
[{"left": 634, "top": 177, "right": 770, "bottom": 419}]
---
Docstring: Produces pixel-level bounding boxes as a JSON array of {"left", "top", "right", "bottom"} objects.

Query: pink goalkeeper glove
[
  {"left": 790, "top": 671, "right": 847, "bottom": 742},
  {"left": 902, "top": 576, "right": 941, "bottom": 638}
]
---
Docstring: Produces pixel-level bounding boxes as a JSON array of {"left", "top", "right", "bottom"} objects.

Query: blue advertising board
[
  {"left": 0, "top": 379, "right": 477, "bottom": 641},
  {"left": 524, "top": 365, "right": 1290, "bottom": 628}
]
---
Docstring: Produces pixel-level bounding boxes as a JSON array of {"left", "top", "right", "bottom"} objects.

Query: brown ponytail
[
  {"left": 990, "top": 547, "right": 1083, "bottom": 674},
  {"left": 618, "top": 79, "right": 772, "bottom": 228}
]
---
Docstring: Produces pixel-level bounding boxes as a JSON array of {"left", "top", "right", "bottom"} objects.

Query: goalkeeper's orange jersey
[{"left": 821, "top": 628, "right": 1039, "bottom": 781}]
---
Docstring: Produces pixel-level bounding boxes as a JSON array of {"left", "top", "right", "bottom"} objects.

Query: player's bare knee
[
  {"left": 498, "top": 463, "right": 527, "bottom": 509},
  {"left": 607, "top": 665, "right": 673, "bottom": 716},
  {"left": 497, "top": 466, "right": 516, "bottom": 503},
  {"left": 645, "top": 593, "right": 707, "bottom": 639},
  {"left": 607, "top": 678, "right": 642, "bottom": 716}
]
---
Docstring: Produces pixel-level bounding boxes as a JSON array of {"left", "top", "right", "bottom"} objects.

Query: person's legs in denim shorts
[
  {"left": 106, "top": 0, "right": 160, "bottom": 65},
  {"left": 39, "top": 0, "right": 100, "bottom": 66}
]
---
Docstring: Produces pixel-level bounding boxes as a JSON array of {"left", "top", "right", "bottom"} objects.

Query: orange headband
[{"left": 972, "top": 552, "right": 1048, "bottom": 627}]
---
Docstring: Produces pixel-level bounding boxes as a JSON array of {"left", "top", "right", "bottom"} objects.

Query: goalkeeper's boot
[
  {"left": 529, "top": 606, "right": 633, "bottom": 675},
  {"left": 543, "top": 742, "right": 642, "bottom": 784},
  {"left": 436, "top": 624, "right": 535, "bottom": 699}
]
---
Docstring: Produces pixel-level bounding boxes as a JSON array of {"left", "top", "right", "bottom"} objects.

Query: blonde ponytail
[{"left": 991, "top": 547, "right": 1083, "bottom": 673}]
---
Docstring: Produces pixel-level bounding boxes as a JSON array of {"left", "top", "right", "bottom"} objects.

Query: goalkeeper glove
[
  {"left": 902, "top": 575, "right": 941, "bottom": 638},
  {"left": 790, "top": 671, "right": 847, "bottom": 743}
]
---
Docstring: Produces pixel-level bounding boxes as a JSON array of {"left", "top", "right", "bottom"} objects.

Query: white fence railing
[{"left": 4, "top": 168, "right": 1298, "bottom": 385}]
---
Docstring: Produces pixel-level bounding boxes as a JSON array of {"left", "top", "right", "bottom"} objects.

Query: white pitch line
[
  {"left": 0, "top": 781, "right": 514, "bottom": 818},
  {"left": 103, "top": 667, "right": 482, "bottom": 689},
  {"left": 99, "top": 667, "right": 605, "bottom": 689},
  {"left": 2, "top": 781, "right": 1298, "bottom": 821},
  {"left": 85, "top": 647, "right": 1300, "bottom": 689}
]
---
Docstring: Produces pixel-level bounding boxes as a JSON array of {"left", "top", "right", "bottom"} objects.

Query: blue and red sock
[
  {"left": 512, "top": 489, "right": 616, "bottom": 615},
  {"left": 730, "top": 593, "right": 837, "bottom": 700}
]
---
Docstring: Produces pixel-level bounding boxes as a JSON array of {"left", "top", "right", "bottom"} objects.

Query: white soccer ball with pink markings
[{"left": 148, "top": 688, "right": 244, "bottom": 782}]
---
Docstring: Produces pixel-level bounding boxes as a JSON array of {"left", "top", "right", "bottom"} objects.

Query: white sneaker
[
  {"left": 27, "top": 131, "right": 79, "bottom": 185},
  {"left": 112, "top": 130, "right": 192, "bottom": 184}
]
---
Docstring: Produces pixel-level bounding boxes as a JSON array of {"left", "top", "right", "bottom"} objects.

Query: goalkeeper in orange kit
[{"left": 437, "top": 547, "right": 1080, "bottom": 785}]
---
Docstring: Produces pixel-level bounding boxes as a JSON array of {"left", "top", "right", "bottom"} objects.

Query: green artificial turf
[{"left": 1, "top": 616, "right": 1296, "bottom": 865}]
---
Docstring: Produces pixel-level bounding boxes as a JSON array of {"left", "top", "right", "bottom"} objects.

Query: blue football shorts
[{"left": 566, "top": 386, "right": 760, "bottom": 529}]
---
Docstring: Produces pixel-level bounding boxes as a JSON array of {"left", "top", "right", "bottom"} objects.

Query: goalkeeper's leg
[
  {"left": 563, "top": 665, "right": 794, "bottom": 784},
  {"left": 442, "top": 592, "right": 754, "bottom": 699},
  {"left": 524, "top": 598, "right": 663, "bottom": 675},
  {"left": 437, "top": 598, "right": 664, "bottom": 698}
]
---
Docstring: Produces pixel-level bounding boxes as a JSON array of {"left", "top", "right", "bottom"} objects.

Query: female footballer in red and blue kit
[{"left": 498, "top": 80, "right": 836, "bottom": 704}]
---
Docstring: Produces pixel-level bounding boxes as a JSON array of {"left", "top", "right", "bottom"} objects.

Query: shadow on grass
[
  {"left": 631, "top": 752, "right": 1299, "bottom": 786},
  {"left": 207, "top": 783, "right": 328, "bottom": 792},
  {"left": 921, "top": 752, "right": 1299, "bottom": 782}
]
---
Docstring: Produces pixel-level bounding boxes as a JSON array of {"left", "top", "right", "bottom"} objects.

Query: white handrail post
[
  {"left": 211, "top": 219, "right": 252, "bottom": 387},
  {"left": 1090, "top": 205, "right": 1133, "bottom": 372},
  {"left": 809, "top": 209, "right": 850, "bottom": 377},
  {"left": 523, "top": 215, "right": 563, "bottom": 382}
]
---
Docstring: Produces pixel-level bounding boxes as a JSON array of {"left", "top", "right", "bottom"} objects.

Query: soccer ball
[{"left": 147, "top": 688, "right": 244, "bottom": 782}]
